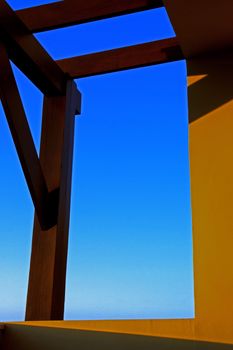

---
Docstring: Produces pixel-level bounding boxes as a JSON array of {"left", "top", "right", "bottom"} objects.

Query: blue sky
[{"left": 0, "top": 1, "right": 194, "bottom": 321}]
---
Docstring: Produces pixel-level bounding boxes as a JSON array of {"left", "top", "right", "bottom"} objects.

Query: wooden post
[{"left": 25, "top": 80, "right": 81, "bottom": 321}]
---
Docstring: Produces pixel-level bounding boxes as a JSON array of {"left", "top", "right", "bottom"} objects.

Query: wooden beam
[
  {"left": 26, "top": 80, "right": 81, "bottom": 321},
  {"left": 0, "top": 0, "right": 66, "bottom": 95},
  {"left": 0, "top": 42, "right": 55, "bottom": 231},
  {"left": 17, "top": 0, "right": 164, "bottom": 33},
  {"left": 57, "top": 38, "right": 183, "bottom": 78}
]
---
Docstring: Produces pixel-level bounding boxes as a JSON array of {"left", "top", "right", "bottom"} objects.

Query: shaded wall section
[
  {"left": 188, "top": 55, "right": 233, "bottom": 344},
  {"left": 3, "top": 324, "right": 233, "bottom": 350}
]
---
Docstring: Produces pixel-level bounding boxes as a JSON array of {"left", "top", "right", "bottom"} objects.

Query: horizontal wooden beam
[
  {"left": 0, "top": 0, "right": 66, "bottom": 95},
  {"left": 0, "top": 43, "right": 56, "bottom": 230},
  {"left": 17, "top": 0, "right": 164, "bottom": 33},
  {"left": 57, "top": 38, "right": 183, "bottom": 79}
]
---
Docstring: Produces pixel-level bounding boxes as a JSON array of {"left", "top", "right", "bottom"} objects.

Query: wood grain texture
[
  {"left": 57, "top": 38, "right": 183, "bottom": 78},
  {"left": 17, "top": 0, "right": 163, "bottom": 33},
  {"left": 25, "top": 81, "right": 81, "bottom": 320}
]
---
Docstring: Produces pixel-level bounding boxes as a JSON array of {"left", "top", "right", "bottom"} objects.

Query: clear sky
[{"left": 0, "top": 0, "right": 194, "bottom": 321}]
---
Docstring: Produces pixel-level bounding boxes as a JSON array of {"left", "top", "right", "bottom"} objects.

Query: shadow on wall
[
  {"left": 187, "top": 52, "right": 233, "bottom": 123},
  {"left": 2, "top": 324, "right": 233, "bottom": 350}
]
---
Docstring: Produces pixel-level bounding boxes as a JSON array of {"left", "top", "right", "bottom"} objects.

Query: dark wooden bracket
[
  {"left": 0, "top": 0, "right": 67, "bottom": 96},
  {"left": 0, "top": 42, "right": 49, "bottom": 230},
  {"left": 0, "top": 42, "right": 81, "bottom": 231}
]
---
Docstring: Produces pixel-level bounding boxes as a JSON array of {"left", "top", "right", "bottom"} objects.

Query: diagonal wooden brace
[
  {"left": 0, "top": 0, "right": 67, "bottom": 96},
  {"left": 0, "top": 42, "right": 56, "bottom": 230},
  {"left": 0, "top": 43, "right": 81, "bottom": 231}
]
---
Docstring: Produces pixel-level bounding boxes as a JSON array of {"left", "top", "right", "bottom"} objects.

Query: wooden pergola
[
  {"left": 0, "top": 0, "right": 183, "bottom": 321},
  {"left": 1, "top": 1, "right": 233, "bottom": 349}
]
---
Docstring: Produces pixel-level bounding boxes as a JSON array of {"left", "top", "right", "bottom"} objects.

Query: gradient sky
[{"left": 0, "top": 0, "right": 194, "bottom": 321}]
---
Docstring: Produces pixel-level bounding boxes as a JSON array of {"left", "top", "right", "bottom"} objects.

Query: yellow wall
[
  {"left": 188, "top": 56, "right": 233, "bottom": 344},
  {"left": 6, "top": 56, "right": 233, "bottom": 345}
]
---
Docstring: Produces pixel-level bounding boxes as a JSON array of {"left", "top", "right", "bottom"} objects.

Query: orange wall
[
  {"left": 188, "top": 56, "right": 233, "bottom": 344},
  {"left": 6, "top": 56, "right": 233, "bottom": 346}
]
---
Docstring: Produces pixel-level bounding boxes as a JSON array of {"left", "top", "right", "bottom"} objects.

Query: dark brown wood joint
[
  {"left": 0, "top": 40, "right": 81, "bottom": 231},
  {"left": 0, "top": 0, "right": 67, "bottom": 96}
]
